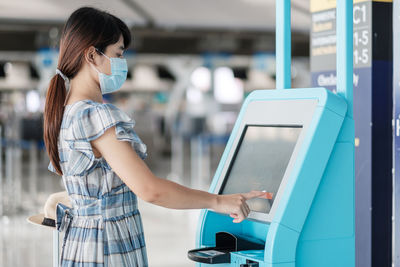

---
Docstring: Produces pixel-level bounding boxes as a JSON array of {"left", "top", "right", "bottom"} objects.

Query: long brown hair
[{"left": 44, "top": 7, "right": 131, "bottom": 175}]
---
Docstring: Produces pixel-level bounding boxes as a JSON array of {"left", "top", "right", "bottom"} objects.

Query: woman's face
[{"left": 93, "top": 34, "right": 125, "bottom": 76}]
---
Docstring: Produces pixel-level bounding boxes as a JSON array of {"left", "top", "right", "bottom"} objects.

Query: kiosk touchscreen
[
  {"left": 219, "top": 125, "right": 302, "bottom": 220},
  {"left": 188, "top": 88, "right": 354, "bottom": 267}
]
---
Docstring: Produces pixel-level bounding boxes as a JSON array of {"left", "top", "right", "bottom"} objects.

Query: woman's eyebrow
[{"left": 119, "top": 45, "right": 125, "bottom": 51}]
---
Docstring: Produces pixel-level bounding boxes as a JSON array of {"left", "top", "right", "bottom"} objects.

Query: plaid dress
[{"left": 48, "top": 99, "right": 148, "bottom": 266}]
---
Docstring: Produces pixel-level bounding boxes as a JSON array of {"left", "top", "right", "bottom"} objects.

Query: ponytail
[{"left": 44, "top": 73, "right": 67, "bottom": 175}]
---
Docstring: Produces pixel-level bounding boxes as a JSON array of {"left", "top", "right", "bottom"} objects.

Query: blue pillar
[
  {"left": 275, "top": 0, "right": 291, "bottom": 90},
  {"left": 336, "top": 0, "right": 354, "bottom": 118}
]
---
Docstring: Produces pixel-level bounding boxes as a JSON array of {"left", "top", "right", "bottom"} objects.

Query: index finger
[{"left": 241, "top": 190, "right": 273, "bottom": 200}]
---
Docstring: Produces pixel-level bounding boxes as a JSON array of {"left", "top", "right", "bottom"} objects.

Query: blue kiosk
[{"left": 188, "top": 1, "right": 355, "bottom": 266}]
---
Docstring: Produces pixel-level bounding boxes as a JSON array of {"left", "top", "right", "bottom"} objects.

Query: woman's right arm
[{"left": 92, "top": 126, "right": 265, "bottom": 223}]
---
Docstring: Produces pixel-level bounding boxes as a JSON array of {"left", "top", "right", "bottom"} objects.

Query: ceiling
[
  {"left": 0, "top": 0, "right": 310, "bottom": 31},
  {"left": 0, "top": 0, "right": 311, "bottom": 55}
]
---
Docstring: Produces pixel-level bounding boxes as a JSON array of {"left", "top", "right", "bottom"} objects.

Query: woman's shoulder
[
  {"left": 67, "top": 99, "right": 119, "bottom": 115},
  {"left": 64, "top": 99, "right": 134, "bottom": 140},
  {"left": 66, "top": 100, "right": 130, "bottom": 123}
]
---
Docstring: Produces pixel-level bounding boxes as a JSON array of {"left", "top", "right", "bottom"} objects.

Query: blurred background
[{"left": 0, "top": 0, "right": 370, "bottom": 266}]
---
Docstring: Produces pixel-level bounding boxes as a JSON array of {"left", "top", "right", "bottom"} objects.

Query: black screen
[{"left": 220, "top": 125, "right": 302, "bottom": 214}]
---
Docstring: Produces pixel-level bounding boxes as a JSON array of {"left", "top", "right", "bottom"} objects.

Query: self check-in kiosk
[{"left": 188, "top": 1, "right": 355, "bottom": 267}]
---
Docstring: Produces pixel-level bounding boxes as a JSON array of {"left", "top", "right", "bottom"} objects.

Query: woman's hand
[{"left": 212, "top": 191, "right": 267, "bottom": 223}]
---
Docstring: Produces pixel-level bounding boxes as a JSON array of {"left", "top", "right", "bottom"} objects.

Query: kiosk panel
[
  {"left": 191, "top": 88, "right": 350, "bottom": 267},
  {"left": 220, "top": 125, "right": 302, "bottom": 214}
]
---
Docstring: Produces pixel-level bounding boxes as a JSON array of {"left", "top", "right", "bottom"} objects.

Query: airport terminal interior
[{"left": 0, "top": 0, "right": 398, "bottom": 266}]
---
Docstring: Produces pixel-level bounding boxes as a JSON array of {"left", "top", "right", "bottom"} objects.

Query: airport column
[{"left": 309, "top": 1, "right": 393, "bottom": 267}]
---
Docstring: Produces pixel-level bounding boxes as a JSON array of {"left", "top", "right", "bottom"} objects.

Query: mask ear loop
[
  {"left": 95, "top": 48, "right": 111, "bottom": 60},
  {"left": 89, "top": 59, "right": 103, "bottom": 95},
  {"left": 89, "top": 62, "right": 101, "bottom": 74},
  {"left": 91, "top": 48, "right": 112, "bottom": 74},
  {"left": 89, "top": 49, "right": 103, "bottom": 77},
  {"left": 91, "top": 48, "right": 110, "bottom": 94}
]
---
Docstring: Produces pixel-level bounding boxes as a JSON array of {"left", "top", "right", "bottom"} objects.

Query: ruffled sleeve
[{"left": 63, "top": 103, "right": 147, "bottom": 176}]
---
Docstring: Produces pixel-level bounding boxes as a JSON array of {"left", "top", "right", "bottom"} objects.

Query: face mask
[{"left": 91, "top": 48, "right": 128, "bottom": 95}]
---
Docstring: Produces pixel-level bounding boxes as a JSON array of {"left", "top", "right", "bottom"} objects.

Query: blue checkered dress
[{"left": 48, "top": 99, "right": 148, "bottom": 266}]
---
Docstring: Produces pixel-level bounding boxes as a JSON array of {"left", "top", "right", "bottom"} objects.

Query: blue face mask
[{"left": 92, "top": 48, "right": 128, "bottom": 95}]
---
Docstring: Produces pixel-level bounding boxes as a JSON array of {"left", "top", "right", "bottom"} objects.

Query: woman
[{"left": 44, "top": 7, "right": 264, "bottom": 266}]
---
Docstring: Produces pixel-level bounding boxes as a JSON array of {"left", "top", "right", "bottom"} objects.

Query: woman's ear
[{"left": 84, "top": 46, "right": 97, "bottom": 65}]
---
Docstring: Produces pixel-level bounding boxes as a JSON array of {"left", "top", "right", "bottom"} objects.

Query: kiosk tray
[
  {"left": 188, "top": 247, "right": 231, "bottom": 264},
  {"left": 188, "top": 232, "right": 264, "bottom": 264}
]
